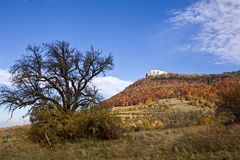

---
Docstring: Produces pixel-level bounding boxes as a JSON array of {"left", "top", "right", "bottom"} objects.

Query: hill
[
  {"left": 1, "top": 71, "right": 240, "bottom": 159},
  {"left": 105, "top": 71, "right": 240, "bottom": 108}
]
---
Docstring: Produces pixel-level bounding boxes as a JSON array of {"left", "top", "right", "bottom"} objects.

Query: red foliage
[{"left": 104, "top": 71, "right": 240, "bottom": 107}]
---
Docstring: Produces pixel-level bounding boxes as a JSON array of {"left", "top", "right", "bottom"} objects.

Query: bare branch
[{"left": 0, "top": 41, "right": 113, "bottom": 117}]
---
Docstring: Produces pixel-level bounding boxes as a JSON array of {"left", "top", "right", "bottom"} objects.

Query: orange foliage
[{"left": 104, "top": 71, "right": 240, "bottom": 107}]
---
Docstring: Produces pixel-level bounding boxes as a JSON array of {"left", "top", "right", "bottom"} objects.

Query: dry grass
[
  {"left": 113, "top": 99, "right": 214, "bottom": 130},
  {"left": 0, "top": 124, "right": 240, "bottom": 160},
  {"left": 0, "top": 99, "right": 237, "bottom": 159}
]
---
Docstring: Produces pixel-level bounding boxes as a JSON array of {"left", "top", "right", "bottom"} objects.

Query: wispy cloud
[{"left": 171, "top": 0, "right": 240, "bottom": 64}]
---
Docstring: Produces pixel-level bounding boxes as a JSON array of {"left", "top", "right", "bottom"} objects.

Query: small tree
[
  {"left": 0, "top": 41, "right": 113, "bottom": 115},
  {"left": 217, "top": 81, "right": 240, "bottom": 123}
]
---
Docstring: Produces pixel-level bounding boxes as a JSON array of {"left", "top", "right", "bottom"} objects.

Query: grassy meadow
[{"left": 0, "top": 98, "right": 240, "bottom": 160}]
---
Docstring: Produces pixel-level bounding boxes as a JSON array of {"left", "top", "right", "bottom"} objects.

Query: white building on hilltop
[{"left": 146, "top": 70, "right": 168, "bottom": 77}]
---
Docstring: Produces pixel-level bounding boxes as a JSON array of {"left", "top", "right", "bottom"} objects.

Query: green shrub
[{"left": 29, "top": 106, "right": 123, "bottom": 146}]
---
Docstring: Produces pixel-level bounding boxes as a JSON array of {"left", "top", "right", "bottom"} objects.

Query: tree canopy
[{"left": 0, "top": 41, "right": 113, "bottom": 115}]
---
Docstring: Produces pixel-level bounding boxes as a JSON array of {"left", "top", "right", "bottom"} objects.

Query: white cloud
[
  {"left": 0, "top": 68, "right": 131, "bottom": 128},
  {"left": 0, "top": 69, "right": 132, "bottom": 127},
  {"left": 171, "top": 0, "right": 240, "bottom": 64},
  {"left": 0, "top": 69, "right": 132, "bottom": 99},
  {"left": 92, "top": 76, "right": 132, "bottom": 98},
  {"left": 0, "top": 69, "right": 11, "bottom": 86}
]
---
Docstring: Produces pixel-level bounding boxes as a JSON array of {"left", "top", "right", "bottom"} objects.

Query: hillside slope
[{"left": 105, "top": 71, "right": 240, "bottom": 107}]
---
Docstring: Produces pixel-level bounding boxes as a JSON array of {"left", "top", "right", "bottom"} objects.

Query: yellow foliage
[{"left": 200, "top": 115, "right": 214, "bottom": 125}]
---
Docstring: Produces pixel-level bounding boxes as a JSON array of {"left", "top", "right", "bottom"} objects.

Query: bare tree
[{"left": 0, "top": 41, "right": 113, "bottom": 115}]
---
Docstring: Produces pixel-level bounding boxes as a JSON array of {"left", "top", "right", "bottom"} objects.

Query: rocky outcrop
[{"left": 146, "top": 70, "right": 168, "bottom": 77}]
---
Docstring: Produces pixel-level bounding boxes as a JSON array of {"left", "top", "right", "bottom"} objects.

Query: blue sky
[{"left": 0, "top": 0, "right": 240, "bottom": 127}]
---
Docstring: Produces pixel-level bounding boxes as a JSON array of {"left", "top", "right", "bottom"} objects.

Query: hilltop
[{"left": 105, "top": 71, "right": 240, "bottom": 107}]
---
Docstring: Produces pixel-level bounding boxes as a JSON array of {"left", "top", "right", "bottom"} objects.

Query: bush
[
  {"left": 216, "top": 81, "right": 240, "bottom": 124},
  {"left": 78, "top": 107, "right": 123, "bottom": 140},
  {"left": 29, "top": 106, "right": 123, "bottom": 146}
]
